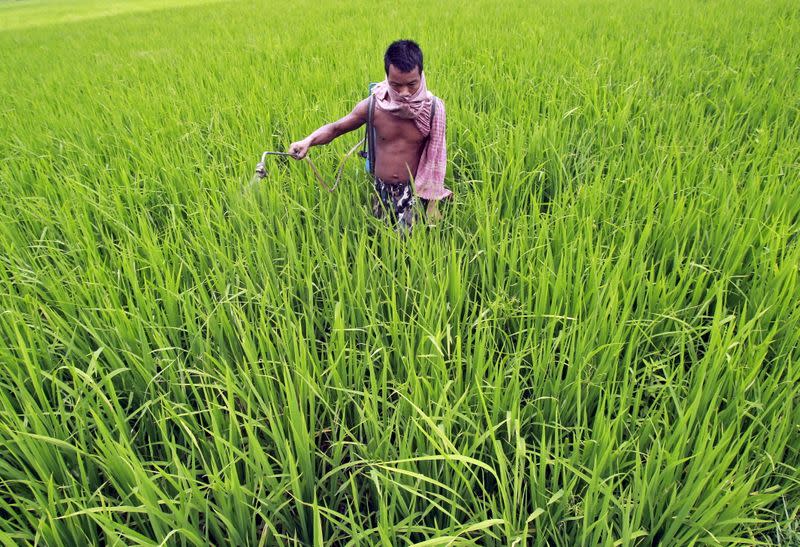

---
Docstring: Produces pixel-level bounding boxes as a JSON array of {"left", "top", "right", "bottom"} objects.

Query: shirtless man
[{"left": 288, "top": 40, "right": 451, "bottom": 234}]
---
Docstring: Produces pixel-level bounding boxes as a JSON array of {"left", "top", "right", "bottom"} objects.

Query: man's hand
[{"left": 288, "top": 139, "right": 310, "bottom": 160}]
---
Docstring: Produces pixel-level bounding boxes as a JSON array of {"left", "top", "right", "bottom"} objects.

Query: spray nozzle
[
  {"left": 254, "top": 151, "right": 295, "bottom": 181},
  {"left": 255, "top": 161, "right": 267, "bottom": 179}
]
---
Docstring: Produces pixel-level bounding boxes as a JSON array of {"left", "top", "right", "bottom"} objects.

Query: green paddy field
[{"left": 1, "top": 0, "right": 799, "bottom": 544}]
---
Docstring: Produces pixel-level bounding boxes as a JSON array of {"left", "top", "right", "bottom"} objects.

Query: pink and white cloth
[{"left": 371, "top": 73, "right": 452, "bottom": 201}]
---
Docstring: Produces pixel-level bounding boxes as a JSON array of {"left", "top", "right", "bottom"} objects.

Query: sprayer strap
[
  {"left": 361, "top": 102, "right": 368, "bottom": 157},
  {"left": 367, "top": 94, "right": 376, "bottom": 175}
]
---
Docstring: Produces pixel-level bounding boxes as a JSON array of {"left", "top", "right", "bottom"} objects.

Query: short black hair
[{"left": 384, "top": 40, "right": 423, "bottom": 75}]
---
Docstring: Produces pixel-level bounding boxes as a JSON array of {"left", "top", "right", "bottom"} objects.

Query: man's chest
[{"left": 373, "top": 109, "right": 426, "bottom": 146}]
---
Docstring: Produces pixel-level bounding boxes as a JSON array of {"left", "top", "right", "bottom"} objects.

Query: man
[{"left": 288, "top": 40, "right": 451, "bottom": 234}]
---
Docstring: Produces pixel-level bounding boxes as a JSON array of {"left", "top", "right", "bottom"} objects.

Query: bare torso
[{"left": 372, "top": 107, "right": 427, "bottom": 183}]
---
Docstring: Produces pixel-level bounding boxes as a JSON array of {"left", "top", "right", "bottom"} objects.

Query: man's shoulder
[
  {"left": 351, "top": 97, "right": 371, "bottom": 119},
  {"left": 431, "top": 96, "right": 444, "bottom": 119},
  {"left": 431, "top": 95, "right": 445, "bottom": 114}
]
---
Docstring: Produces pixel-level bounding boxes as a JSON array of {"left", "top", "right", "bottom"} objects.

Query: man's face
[{"left": 387, "top": 64, "right": 421, "bottom": 99}]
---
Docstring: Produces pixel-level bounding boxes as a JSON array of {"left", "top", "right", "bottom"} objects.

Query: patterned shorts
[{"left": 371, "top": 177, "right": 429, "bottom": 235}]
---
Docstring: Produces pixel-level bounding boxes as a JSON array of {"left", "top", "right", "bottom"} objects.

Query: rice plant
[{"left": 1, "top": 0, "right": 798, "bottom": 544}]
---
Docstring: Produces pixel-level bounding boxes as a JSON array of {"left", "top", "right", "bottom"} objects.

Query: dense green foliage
[{"left": 1, "top": 0, "right": 799, "bottom": 544}]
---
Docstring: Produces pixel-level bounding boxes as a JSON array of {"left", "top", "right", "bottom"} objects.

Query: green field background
[{"left": 1, "top": 0, "right": 799, "bottom": 545}]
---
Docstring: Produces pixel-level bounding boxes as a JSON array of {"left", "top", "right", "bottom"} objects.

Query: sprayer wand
[{"left": 254, "top": 138, "right": 365, "bottom": 192}]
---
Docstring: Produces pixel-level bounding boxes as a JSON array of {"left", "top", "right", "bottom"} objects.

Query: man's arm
[{"left": 288, "top": 98, "right": 369, "bottom": 159}]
